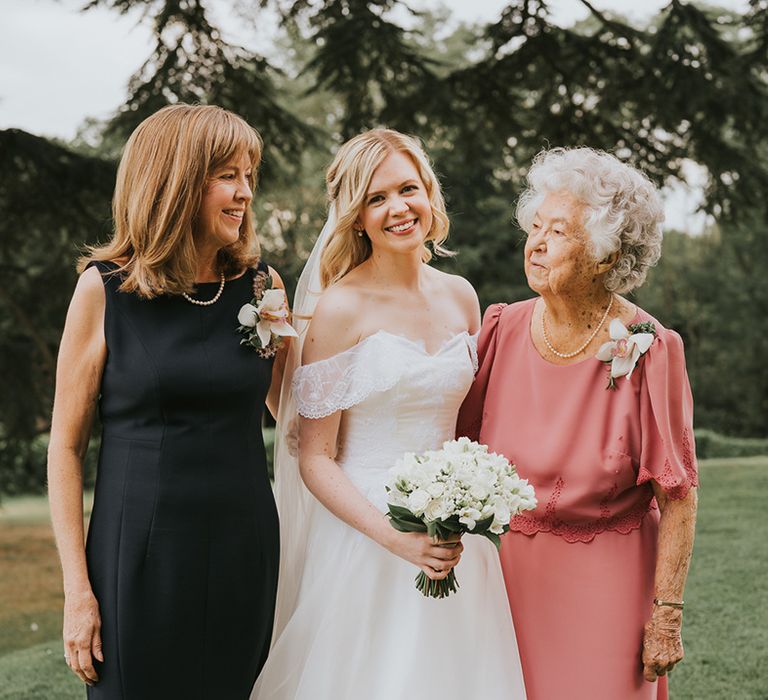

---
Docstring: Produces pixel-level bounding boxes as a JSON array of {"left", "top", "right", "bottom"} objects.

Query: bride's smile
[{"left": 358, "top": 149, "right": 432, "bottom": 252}]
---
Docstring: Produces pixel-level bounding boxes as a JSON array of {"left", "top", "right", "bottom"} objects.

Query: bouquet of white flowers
[{"left": 385, "top": 437, "right": 537, "bottom": 598}]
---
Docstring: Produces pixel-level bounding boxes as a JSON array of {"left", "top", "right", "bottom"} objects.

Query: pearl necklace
[
  {"left": 181, "top": 272, "right": 226, "bottom": 306},
  {"left": 541, "top": 295, "right": 614, "bottom": 359}
]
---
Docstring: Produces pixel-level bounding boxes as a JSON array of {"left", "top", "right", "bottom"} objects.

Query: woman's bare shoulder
[
  {"left": 57, "top": 266, "right": 107, "bottom": 369},
  {"left": 74, "top": 265, "right": 107, "bottom": 307},
  {"left": 430, "top": 267, "right": 481, "bottom": 332},
  {"left": 303, "top": 283, "right": 368, "bottom": 364}
]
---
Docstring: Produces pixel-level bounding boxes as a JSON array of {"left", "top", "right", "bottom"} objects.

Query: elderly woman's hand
[
  {"left": 63, "top": 588, "right": 103, "bottom": 686},
  {"left": 642, "top": 607, "right": 684, "bottom": 681}
]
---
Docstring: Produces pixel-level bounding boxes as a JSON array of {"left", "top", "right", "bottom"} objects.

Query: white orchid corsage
[
  {"left": 596, "top": 319, "right": 657, "bottom": 389},
  {"left": 237, "top": 268, "right": 297, "bottom": 358}
]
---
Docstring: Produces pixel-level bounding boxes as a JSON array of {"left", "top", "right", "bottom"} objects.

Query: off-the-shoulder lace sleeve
[
  {"left": 456, "top": 304, "right": 506, "bottom": 441},
  {"left": 637, "top": 327, "right": 699, "bottom": 499},
  {"left": 292, "top": 340, "right": 404, "bottom": 419}
]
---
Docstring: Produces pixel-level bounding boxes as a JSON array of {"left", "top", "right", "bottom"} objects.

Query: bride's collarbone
[{"left": 343, "top": 283, "right": 470, "bottom": 351}]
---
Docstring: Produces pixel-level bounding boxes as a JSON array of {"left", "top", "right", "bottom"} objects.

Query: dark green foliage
[
  {"left": 637, "top": 224, "right": 768, "bottom": 437},
  {"left": 84, "top": 0, "right": 312, "bottom": 181},
  {"left": 268, "top": 0, "right": 441, "bottom": 138},
  {"left": 0, "top": 433, "right": 100, "bottom": 497},
  {"left": 694, "top": 429, "right": 768, "bottom": 459},
  {"left": 0, "top": 130, "right": 114, "bottom": 492},
  {"left": 644, "top": 1, "right": 768, "bottom": 219},
  {"left": 429, "top": 0, "right": 768, "bottom": 305},
  {"left": 2, "top": 1, "right": 768, "bottom": 494},
  {"left": 628, "top": 321, "right": 657, "bottom": 336}
]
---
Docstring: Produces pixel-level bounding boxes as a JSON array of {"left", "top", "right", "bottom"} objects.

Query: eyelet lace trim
[
  {"left": 293, "top": 350, "right": 404, "bottom": 419},
  {"left": 293, "top": 331, "right": 478, "bottom": 419},
  {"left": 509, "top": 428, "right": 696, "bottom": 543},
  {"left": 509, "top": 477, "right": 657, "bottom": 544},
  {"left": 636, "top": 426, "right": 698, "bottom": 500}
]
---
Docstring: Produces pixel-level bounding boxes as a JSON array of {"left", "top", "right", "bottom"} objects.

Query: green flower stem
[{"left": 415, "top": 569, "right": 460, "bottom": 598}]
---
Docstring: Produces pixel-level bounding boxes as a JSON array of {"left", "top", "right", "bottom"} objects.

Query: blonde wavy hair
[
  {"left": 79, "top": 104, "right": 262, "bottom": 298},
  {"left": 320, "top": 129, "right": 451, "bottom": 289}
]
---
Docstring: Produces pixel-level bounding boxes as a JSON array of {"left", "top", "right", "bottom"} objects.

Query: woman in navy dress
[{"left": 47, "top": 104, "right": 289, "bottom": 699}]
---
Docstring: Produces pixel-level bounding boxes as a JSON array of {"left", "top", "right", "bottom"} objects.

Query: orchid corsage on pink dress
[{"left": 457, "top": 299, "right": 698, "bottom": 700}]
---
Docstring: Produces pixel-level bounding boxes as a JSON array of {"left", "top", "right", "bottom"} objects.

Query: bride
[{"left": 252, "top": 129, "right": 526, "bottom": 699}]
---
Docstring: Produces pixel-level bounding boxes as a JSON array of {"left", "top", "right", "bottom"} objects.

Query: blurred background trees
[{"left": 2, "top": 0, "right": 767, "bottom": 493}]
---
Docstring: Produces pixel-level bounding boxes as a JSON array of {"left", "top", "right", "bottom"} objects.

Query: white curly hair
[{"left": 516, "top": 147, "right": 664, "bottom": 294}]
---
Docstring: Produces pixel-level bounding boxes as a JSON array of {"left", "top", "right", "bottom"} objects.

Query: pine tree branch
[{"left": 0, "top": 286, "right": 57, "bottom": 380}]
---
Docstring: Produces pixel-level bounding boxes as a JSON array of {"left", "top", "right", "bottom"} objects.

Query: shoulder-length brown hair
[
  {"left": 79, "top": 104, "right": 262, "bottom": 298},
  {"left": 320, "top": 128, "right": 451, "bottom": 289}
]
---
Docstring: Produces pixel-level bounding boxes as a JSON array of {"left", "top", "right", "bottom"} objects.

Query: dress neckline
[
  {"left": 372, "top": 329, "right": 474, "bottom": 357},
  {"left": 526, "top": 298, "right": 642, "bottom": 369},
  {"left": 194, "top": 269, "right": 249, "bottom": 285},
  {"left": 94, "top": 260, "right": 251, "bottom": 286},
  {"left": 302, "top": 329, "right": 476, "bottom": 369}
]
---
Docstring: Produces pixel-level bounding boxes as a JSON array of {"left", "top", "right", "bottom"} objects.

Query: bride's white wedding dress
[{"left": 252, "top": 330, "right": 526, "bottom": 699}]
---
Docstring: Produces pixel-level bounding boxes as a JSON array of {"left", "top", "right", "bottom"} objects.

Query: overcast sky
[{"left": 0, "top": 0, "right": 750, "bottom": 230}]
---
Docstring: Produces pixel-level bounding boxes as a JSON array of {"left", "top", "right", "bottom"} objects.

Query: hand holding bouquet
[{"left": 385, "top": 437, "right": 537, "bottom": 598}]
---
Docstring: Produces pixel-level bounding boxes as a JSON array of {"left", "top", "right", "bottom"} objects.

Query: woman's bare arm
[
  {"left": 298, "top": 289, "right": 462, "bottom": 579},
  {"left": 47, "top": 266, "right": 107, "bottom": 686},
  {"left": 642, "top": 483, "right": 698, "bottom": 681}
]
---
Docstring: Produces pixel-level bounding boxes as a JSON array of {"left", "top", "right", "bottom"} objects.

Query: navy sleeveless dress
[{"left": 85, "top": 260, "right": 279, "bottom": 699}]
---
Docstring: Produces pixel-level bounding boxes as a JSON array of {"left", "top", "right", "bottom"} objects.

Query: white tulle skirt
[{"left": 251, "top": 502, "right": 527, "bottom": 699}]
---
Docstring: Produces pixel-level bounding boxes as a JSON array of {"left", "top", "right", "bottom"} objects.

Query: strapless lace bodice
[{"left": 293, "top": 330, "right": 478, "bottom": 509}]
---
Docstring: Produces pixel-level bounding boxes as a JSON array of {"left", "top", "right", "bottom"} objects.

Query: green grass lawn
[
  {"left": 1, "top": 460, "right": 766, "bottom": 699},
  {"left": 668, "top": 457, "right": 768, "bottom": 699}
]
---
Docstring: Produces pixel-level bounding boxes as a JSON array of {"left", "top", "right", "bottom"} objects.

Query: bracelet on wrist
[{"left": 653, "top": 597, "right": 684, "bottom": 610}]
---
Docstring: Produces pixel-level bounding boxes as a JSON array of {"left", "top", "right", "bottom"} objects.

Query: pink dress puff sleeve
[
  {"left": 637, "top": 326, "right": 699, "bottom": 499},
  {"left": 456, "top": 303, "right": 507, "bottom": 442}
]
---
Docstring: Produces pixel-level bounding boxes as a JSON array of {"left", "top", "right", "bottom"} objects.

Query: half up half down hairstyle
[{"left": 320, "top": 128, "right": 452, "bottom": 289}]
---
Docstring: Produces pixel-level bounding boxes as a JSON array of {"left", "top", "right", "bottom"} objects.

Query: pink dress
[{"left": 457, "top": 299, "right": 698, "bottom": 700}]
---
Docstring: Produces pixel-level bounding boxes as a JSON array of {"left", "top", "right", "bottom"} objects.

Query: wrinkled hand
[
  {"left": 64, "top": 589, "right": 103, "bottom": 686},
  {"left": 642, "top": 609, "right": 684, "bottom": 682},
  {"left": 387, "top": 530, "right": 463, "bottom": 581}
]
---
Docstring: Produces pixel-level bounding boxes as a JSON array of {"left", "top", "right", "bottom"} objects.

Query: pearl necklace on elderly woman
[
  {"left": 541, "top": 294, "right": 614, "bottom": 359},
  {"left": 181, "top": 272, "right": 226, "bottom": 306}
]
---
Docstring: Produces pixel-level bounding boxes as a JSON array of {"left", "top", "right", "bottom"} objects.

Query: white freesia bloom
[
  {"left": 491, "top": 499, "right": 512, "bottom": 534},
  {"left": 458, "top": 506, "right": 483, "bottom": 530},
  {"left": 426, "top": 482, "right": 445, "bottom": 498},
  {"left": 442, "top": 436, "right": 474, "bottom": 454},
  {"left": 386, "top": 439, "right": 538, "bottom": 535},
  {"left": 385, "top": 440, "right": 539, "bottom": 599},
  {"left": 596, "top": 319, "right": 655, "bottom": 380}
]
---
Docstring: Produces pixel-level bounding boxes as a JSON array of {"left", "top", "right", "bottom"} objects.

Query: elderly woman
[{"left": 457, "top": 147, "right": 698, "bottom": 700}]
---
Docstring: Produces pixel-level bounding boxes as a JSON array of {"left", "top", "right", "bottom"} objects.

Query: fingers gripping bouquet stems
[{"left": 386, "top": 437, "right": 537, "bottom": 598}]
